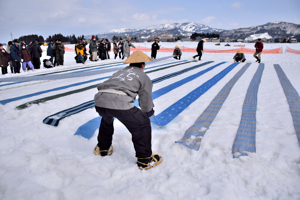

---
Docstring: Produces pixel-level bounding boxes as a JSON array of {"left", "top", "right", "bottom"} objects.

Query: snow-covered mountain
[
  {"left": 87, "top": 22, "right": 224, "bottom": 40},
  {"left": 220, "top": 22, "right": 300, "bottom": 39},
  {"left": 86, "top": 21, "right": 300, "bottom": 40}
]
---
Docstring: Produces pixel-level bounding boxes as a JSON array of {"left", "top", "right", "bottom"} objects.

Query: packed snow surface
[{"left": 0, "top": 42, "right": 300, "bottom": 200}]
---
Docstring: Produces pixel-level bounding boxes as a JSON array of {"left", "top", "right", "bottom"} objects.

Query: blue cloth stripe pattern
[
  {"left": 274, "top": 64, "right": 300, "bottom": 144},
  {"left": 44, "top": 61, "right": 216, "bottom": 127},
  {"left": 151, "top": 62, "right": 240, "bottom": 127},
  {"left": 74, "top": 62, "right": 227, "bottom": 139},
  {"left": 175, "top": 63, "right": 251, "bottom": 150},
  {"left": 232, "top": 63, "right": 264, "bottom": 158}
]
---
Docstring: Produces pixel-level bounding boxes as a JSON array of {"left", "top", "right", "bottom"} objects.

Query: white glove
[{"left": 21, "top": 59, "right": 23, "bottom": 62}]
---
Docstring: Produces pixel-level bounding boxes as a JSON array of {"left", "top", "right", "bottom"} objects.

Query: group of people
[
  {"left": 0, "top": 38, "right": 67, "bottom": 75},
  {"left": 84, "top": 36, "right": 136, "bottom": 63},
  {"left": 0, "top": 39, "right": 43, "bottom": 75},
  {"left": 172, "top": 38, "right": 264, "bottom": 63}
]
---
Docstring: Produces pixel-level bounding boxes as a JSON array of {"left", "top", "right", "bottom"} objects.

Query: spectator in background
[
  {"left": 30, "top": 39, "right": 42, "bottom": 69},
  {"left": 113, "top": 41, "right": 119, "bottom": 59},
  {"left": 89, "top": 35, "right": 98, "bottom": 61},
  {"left": 173, "top": 46, "right": 182, "bottom": 60},
  {"left": 52, "top": 39, "right": 65, "bottom": 66},
  {"left": 75, "top": 40, "right": 87, "bottom": 64},
  {"left": 10, "top": 39, "right": 21, "bottom": 73},
  {"left": 253, "top": 38, "right": 263, "bottom": 63},
  {"left": 118, "top": 38, "right": 124, "bottom": 59},
  {"left": 151, "top": 39, "right": 160, "bottom": 59},
  {"left": 6, "top": 41, "right": 14, "bottom": 73},
  {"left": 105, "top": 39, "right": 111, "bottom": 59},
  {"left": 193, "top": 38, "right": 206, "bottom": 61},
  {"left": 47, "top": 40, "right": 54, "bottom": 63},
  {"left": 123, "top": 37, "right": 135, "bottom": 59},
  {"left": 98, "top": 40, "right": 106, "bottom": 60},
  {"left": 26, "top": 41, "right": 32, "bottom": 51},
  {"left": 233, "top": 50, "right": 246, "bottom": 63},
  {"left": 20, "top": 43, "right": 35, "bottom": 71},
  {"left": 0, "top": 43, "right": 10, "bottom": 75}
]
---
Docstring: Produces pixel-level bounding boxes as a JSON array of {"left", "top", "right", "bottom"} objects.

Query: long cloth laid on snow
[
  {"left": 274, "top": 64, "right": 300, "bottom": 146},
  {"left": 44, "top": 61, "right": 215, "bottom": 127},
  {"left": 150, "top": 62, "right": 240, "bottom": 126},
  {"left": 176, "top": 63, "right": 251, "bottom": 150},
  {"left": 16, "top": 60, "right": 191, "bottom": 109},
  {"left": 232, "top": 63, "right": 264, "bottom": 158},
  {"left": 74, "top": 62, "right": 229, "bottom": 139}
]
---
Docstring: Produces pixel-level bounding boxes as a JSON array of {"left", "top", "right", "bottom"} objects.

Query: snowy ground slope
[{"left": 0, "top": 42, "right": 300, "bottom": 200}]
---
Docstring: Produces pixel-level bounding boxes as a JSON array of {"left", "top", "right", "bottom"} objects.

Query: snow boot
[
  {"left": 137, "top": 154, "right": 163, "bottom": 170},
  {"left": 93, "top": 145, "right": 113, "bottom": 157}
]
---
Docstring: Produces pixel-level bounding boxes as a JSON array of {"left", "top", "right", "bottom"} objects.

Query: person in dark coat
[
  {"left": 30, "top": 40, "right": 42, "bottom": 69},
  {"left": 253, "top": 38, "right": 263, "bottom": 63},
  {"left": 5, "top": 41, "right": 13, "bottom": 73},
  {"left": 26, "top": 41, "right": 32, "bottom": 51},
  {"left": 0, "top": 43, "right": 10, "bottom": 75},
  {"left": 98, "top": 40, "right": 106, "bottom": 60},
  {"left": 10, "top": 39, "right": 21, "bottom": 73},
  {"left": 47, "top": 40, "right": 54, "bottom": 63},
  {"left": 105, "top": 39, "right": 111, "bottom": 59},
  {"left": 233, "top": 50, "right": 246, "bottom": 62},
  {"left": 52, "top": 39, "right": 65, "bottom": 66},
  {"left": 193, "top": 38, "right": 206, "bottom": 61},
  {"left": 20, "top": 44, "right": 35, "bottom": 71},
  {"left": 151, "top": 39, "right": 160, "bottom": 59},
  {"left": 118, "top": 38, "right": 124, "bottom": 59},
  {"left": 113, "top": 41, "right": 119, "bottom": 59}
]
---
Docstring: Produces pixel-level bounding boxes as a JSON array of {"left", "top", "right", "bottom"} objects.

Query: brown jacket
[
  {"left": 21, "top": 48, "right": 32, "bottom": 62},
  {"left": 0, "top": 49, "right": 9, "bottom": 68}
]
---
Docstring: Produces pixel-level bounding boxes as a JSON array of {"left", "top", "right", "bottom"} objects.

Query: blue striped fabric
[
  {"left": 150, "top": 62, "right": 240, "bottom": 126},
  {"left": 0, "top": 60, "right": 186, "bottom": 105},
  {"left": 274, "top": 64, "right": 300, "bottom": 145},
  {"left": 44, "top": 61, "right": 216, "bottom": 127},
  {"left": 176, "top": 63, "right": 251, "bottom": 150},
  {"left": 232, "top": 63, "right": 264, "bottom": 158},
  {"left": 75, "top": 62, "right": 229, "bottom": 139}
]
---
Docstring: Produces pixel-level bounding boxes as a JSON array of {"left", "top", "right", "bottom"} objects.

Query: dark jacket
[
  {"left": 197, "top": 40, "right": 204, "bottom": 52},
  {"left": 52, "top": 43, "right": 65, "bottom": 56},
  {"left": 10, "top": 44, "right": 21, "bottom": 62},
  {"left": 255, "top": 42, "right": 263, "bottom": 52},
  {"left": 0, "top": 49, "right": 9, "bottom": 67},
  {"left": 89, "top": 40, "right": 97, "bottom": 52},
  {"left": 173, "top": 48, "right": 182, "bottom": 56},
  {"left": 151, "top": 42, "right": 160, "bottom": 53},
  {"left": 105, "top": 42, "right": 111, "bottom": 52},
  {"left": 233, "top": 53, "right": 245, "bottom": 61},
  {"left": 118, "top": 41, "right": 124, "bottom": 51},
  {"left": 113, "top": 43, "right": 120, "bottom": 54},
  {"left": 30, "top": 43, "right": 42, "bottom": 58},
  {"left": 21, "top": 48, "right": 32, "bottom": 62},
  {"left": 98, "top": 43, "right": 106, "bottom": 53},
  {"left": 47, "top": 43, "right": 53, "bottom": 56}
]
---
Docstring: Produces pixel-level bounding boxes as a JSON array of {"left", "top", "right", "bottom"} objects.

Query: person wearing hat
[
  {"left": 253, "top": 38, "right": 263, "bottom": 63},
  {"left": 193, "top": 38, "right": 206, "bottom": 61},
  {"left": 233, "top": 50, "right": 246, "bottom": 63},
  {"left": 173, "top": 45, "right": 182, "bottom": 60},
  {"left": 10, "top": 39, "right": 21, "bottom": 73},
  {"left": 89, "top": 35, "right": 98, "bottom": 61},
  {"left": 151, "top": 38, "right": 160, "bottom": 59},
  {"left": 75, "top": 40, "right": 87, "bottom": 64},
  {"left": 93, "top": 51, "right": 162, "bottom": 170}
]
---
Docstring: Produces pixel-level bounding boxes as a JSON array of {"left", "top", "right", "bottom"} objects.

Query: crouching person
[
  {"left": 173, "top": 46, "right": 182, "bottom": 60},
  {"left": 93, "top": 51, "right": 163, "bottom": 170},
  {"left": 233, "top": 50, "right": 246, "bottom": 63}
]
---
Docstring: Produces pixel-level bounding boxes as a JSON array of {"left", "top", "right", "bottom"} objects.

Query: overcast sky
[{"left": 0, "top": 0, "right": 299, "bottom": 43}]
